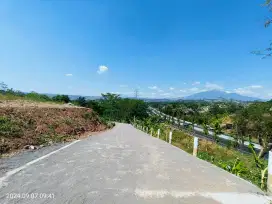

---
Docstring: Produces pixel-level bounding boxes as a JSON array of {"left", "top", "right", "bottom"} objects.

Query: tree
[
  {"left": 252, "top": 0, "right": 272, "bottom": 58},
  {"left": 0, "top": 82, "right": 8, "bottom": 93},
  {"left": 213, "top": 120, "right": 222, "bottom": 143},
  {"left": 234, "top": 102, "right": 272, "bottom": 158},
  {"left": 75, "top": 96, "right": 87, "bottom": 107},
  {"left": 52, "top": 95, "right": 70, "bottom": 103},
  {"left": 248, "top": 103, "right": 272, "bottom": 158},
  {"left": 233, "top": 108, "right": 249, "bottom": 147},
  {"left": 99, "top": 93, "right": 148, "bottom": 122},
  {"left": 203, "top": 123, "right": 209, "bottom": 136}
]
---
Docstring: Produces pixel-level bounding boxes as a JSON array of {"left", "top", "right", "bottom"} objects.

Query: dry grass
[{"left": 0, "top": 106, "right": 107, "bottom": 155}]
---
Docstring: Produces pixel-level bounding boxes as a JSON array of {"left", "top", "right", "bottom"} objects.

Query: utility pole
[{"left": 134, "top": 89, "right": 139, "bottom": 99}]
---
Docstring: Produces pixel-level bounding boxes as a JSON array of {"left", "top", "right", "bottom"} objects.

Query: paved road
[{"left": 0, "top": 124, "right": 270, "bottom": 204}]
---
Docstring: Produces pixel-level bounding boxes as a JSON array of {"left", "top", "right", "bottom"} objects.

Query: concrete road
[{"left": 0, "top": 124, "right": 270, "bottom": 204}]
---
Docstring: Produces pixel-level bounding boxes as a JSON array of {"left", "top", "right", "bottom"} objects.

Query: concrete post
[
  {"left": 146, "top": 127, "right": 148, "bottom": 133},
  {"left": 151, "top": 129, "right": 153, "bottom": 136},
  {"left": 157, "top": 129, "right": 160, "bottom": 139},
  {"left": 169, "top": 131, "right": 172, "bottom": 144},
  {"left": 268, "top": 151, "right": 272, "bottom": 193},
  {"left": 193, "top": 137, "right": 198, "bottom": 156}
]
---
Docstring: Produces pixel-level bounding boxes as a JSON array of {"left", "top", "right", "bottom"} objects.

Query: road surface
[{"left": 0, "top": 124, "right": 270, "bottom": 204}]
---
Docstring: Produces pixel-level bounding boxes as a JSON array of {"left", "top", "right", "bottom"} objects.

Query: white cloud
[
  {"left": 249, "top": 85, "right": 263, "bottom": 89},
  {"left": 157, "top": 89, "right": 164, "bottom": 92},
  {"left": 233, "top": 85, "right": 264, "bottom": 97},
  {"left": 110, "top": 91, "right": 120, "bottom": 94},
  {"left": 121, "top": 91, "right": 134, "bottom": 96},
  {"left": 183, "top": 82, "right": 187, "bottom": 85},
  {"left": 169, "top": 87, "right": 175, "bottom": 90},
  {"left": 189, "top": 87, "right": 199, "bottom": 92},
  {"left": 65, "top": 73, "right": 73, "bottom": 77},
  {"left": 97, "top": 65, "right": 108, "bottom": 74},
  {"left": 192, "top": 81, "right": 200, "bottom": 86},
  {"left": 180, "top": 89, "right": 187, "bottom": 93},
  {"left": 148, "top": 86, "right": 158, "bottom": 90},
  {"left": 151, "top": 92, "right": 156, "bottom": 95},
  {"left": 160, "top": 92, "right": 171, "bottom": 96},
  {"left": 233, "top": 88, "right": 254, "bottom": 95},
  {"left": 119, "top": 85, "right": 128, "bottom": 88},
  {"left": 205, "top": 82, "right": 224, "bottom": 90}
]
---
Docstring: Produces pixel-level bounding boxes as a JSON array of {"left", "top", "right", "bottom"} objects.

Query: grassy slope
[{"left": 160, "top": 130, "right": 267, "bottom": 190}]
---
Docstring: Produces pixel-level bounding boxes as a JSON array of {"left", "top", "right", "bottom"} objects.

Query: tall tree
[{"left": 252, "top": 0, "right": 272, "bottom": 58}]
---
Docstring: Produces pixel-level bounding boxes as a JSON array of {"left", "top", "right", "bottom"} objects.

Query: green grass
[
  {"left": 0, "top": 93, "right": 63, "bottom": 104},
  {"left": 171, "top": 130, "right": 267, "bottom": 190},
  {"left": 0, "top": 116, "right": 21, "bottom": 137},
  {"left": 0, "top": 93, "right": 23, "bottom": 100}
]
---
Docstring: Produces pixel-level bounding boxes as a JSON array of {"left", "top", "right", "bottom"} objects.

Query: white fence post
[
  {"left": 169, "top": 131, "right": 172, "bottom": 144},
  {"left": 157, "top": 129, "right": 160, "bottom": 139},
  {"left": 193, "top": 137, "right": 198, "bottom": 156},
  {"left": 268, "top": 151, "right": 272, "bottom": 193}
]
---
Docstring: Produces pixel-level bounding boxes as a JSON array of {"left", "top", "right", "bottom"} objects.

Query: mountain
[{"left": 183, "top": 90, "right": 261, "bottom": 101}]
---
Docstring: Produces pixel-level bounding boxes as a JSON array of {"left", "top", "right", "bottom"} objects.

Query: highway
[{"left": 149, "top": 107, "right": 262, "bottom": 150}]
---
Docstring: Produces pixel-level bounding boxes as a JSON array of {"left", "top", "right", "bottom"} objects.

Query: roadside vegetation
[
  {"left": 0, "top": 82, "right": 149, "bottom": 156},
  {"left": 1, "top": 80, "right": 271, "bottom": 190},
  {"left": 150, "top": 100, "right": 272, "bottom": 159},
  {"left": 135, "top": 116, "right": 268, "bottom": 190}
]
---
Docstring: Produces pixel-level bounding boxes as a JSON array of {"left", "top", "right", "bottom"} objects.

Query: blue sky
[{"left": 0, "top": 0, "right": 271, "bottom": 99}]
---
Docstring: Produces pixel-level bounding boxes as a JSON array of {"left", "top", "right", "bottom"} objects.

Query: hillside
[{"left": 0, "top": 100, "right": 108, "bottom": 155}]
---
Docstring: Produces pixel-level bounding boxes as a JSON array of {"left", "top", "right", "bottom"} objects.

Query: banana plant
[{"left": 248, "top": 143, "right": 268, "bottom": 189}]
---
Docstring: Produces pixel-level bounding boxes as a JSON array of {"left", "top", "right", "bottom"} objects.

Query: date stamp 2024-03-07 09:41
[{"left": 6, "top": 193, "right": 55, "bottom": 200}]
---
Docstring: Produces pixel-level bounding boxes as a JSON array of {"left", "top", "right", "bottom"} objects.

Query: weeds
[
  {"left": 83, "top": 112, "right": 96, "bottom": 120},
  {"left": 0, "top": 106, "right": 107, "bottom": 155},
  {"left": 136, "top": 120, "right": 267, "bottom": 190},
  {"left": 0, "top": 116, "right": 21, "bottom": 137},
  {"left": 248, "top": 143, "right": 268, "bottom": 190}
]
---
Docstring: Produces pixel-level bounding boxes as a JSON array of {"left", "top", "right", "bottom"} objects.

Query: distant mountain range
[
  {"left": 143, "top": 90, "right": 262, "bottom": 102},
  {"left": 44, "top": 90, "right": 262, "bottom": 102},
  {"left": 183, "top": 90, "right": 261, "bottom": 101}
]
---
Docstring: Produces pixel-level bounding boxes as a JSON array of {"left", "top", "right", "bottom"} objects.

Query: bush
[
  {"left": 165, "top": 128, "right": 266, "bottom": 189},
  {"left": 25, "top": 92, "right": 52, "bottom": 102},
  {"left": 52, "top": 95, "right": 70, "bottom": 103},
  {"left": 0, "top": 116, "right": 21, "bottom": 137}
]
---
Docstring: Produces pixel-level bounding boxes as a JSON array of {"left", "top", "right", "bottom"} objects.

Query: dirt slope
[{"left": 0, "top": 101, "right": 107, "bottom": 155}]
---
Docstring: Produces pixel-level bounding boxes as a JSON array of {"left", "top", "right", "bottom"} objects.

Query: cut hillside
[{"left": 0, "top": 101, "right": 108, "bottom": 155}]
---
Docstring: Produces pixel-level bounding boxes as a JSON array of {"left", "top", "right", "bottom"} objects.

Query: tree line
[
  {"left": 0, "top": 82, "right": 149, "bottom": 123},
  {"left": 150, "top": 100, "right": 272, "bottom": 158}
]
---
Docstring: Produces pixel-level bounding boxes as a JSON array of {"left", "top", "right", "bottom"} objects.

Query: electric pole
[{"left": 134, "top": 89, "right": 139, "bottom": 99}]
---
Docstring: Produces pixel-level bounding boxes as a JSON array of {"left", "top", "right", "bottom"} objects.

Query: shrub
[{"left": 0, "top": 116, "right": 21, "bottom": 137}]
